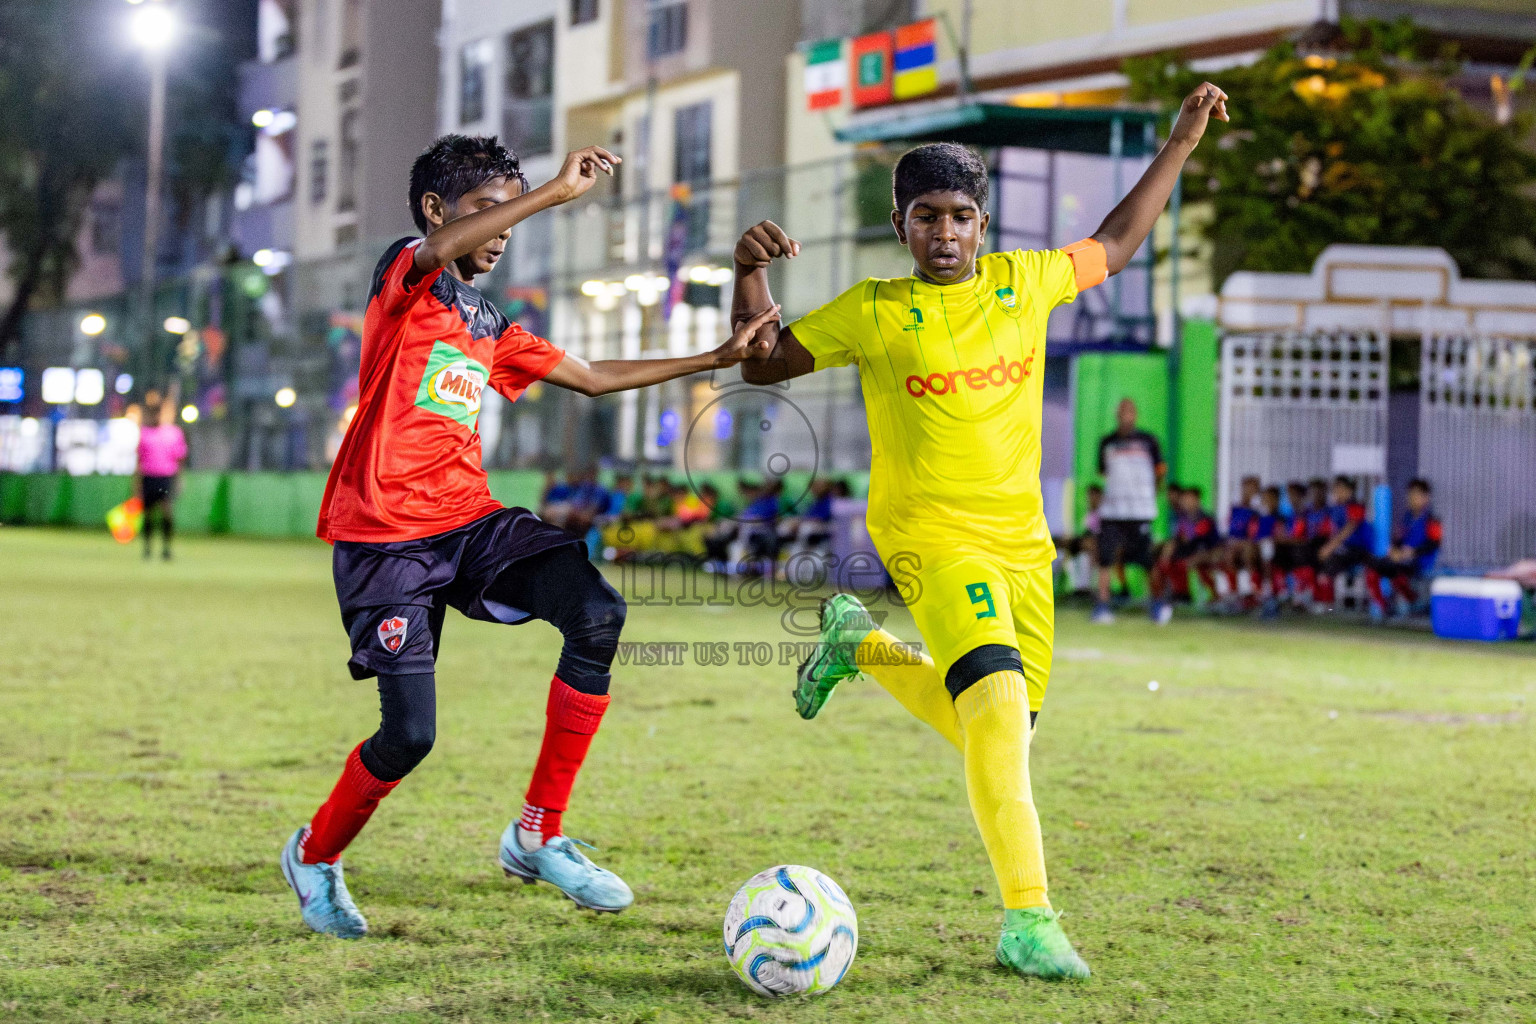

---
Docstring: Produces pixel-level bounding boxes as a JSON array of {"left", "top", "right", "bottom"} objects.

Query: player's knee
[
  {"left": 567, "top": 580, "right": 627, "bottom": 655},
  {"left": 363, "top": 721, "right": 435, "bottom": 780},
  {"left": 945, "top": 644, "right": 1024, "bottom": 700},
  {"left": 554, "top": 580, "right": 626, "bottom": 694}
]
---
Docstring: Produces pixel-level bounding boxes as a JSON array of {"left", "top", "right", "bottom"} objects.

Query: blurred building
[
  {"left": 231, "top": 0, "right": 441, "bottom": 470},
  {"left": 437, "top": 0, "right": 810, "bottom": 475}
]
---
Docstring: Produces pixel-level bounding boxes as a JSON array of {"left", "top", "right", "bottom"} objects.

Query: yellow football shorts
[{"left": 890, "top": 553, "right": 1055, "bottom": 713}]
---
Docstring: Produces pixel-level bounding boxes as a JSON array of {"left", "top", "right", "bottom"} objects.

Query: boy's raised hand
[
  {"left": 711, "top": 304, "right": 782, "bottom": 365},
  {"left": 734, "top": 220, "right": 800, "bottom": 268},
  {"left": 1168, "top": 82, "right": 1230, "bottom": 149},
  {"left": 551, "top": 146, "right": 620, "bottom": 203}
]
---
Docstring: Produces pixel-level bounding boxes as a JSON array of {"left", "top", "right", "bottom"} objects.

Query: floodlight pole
[{"left": 139, "top": 44, "right": 168, "bottom": 391}]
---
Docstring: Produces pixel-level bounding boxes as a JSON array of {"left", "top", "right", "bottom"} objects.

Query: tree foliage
[
  {"left": 0, "top": 0, "right": 247, "bottom": 351},
  {"left": 0, "top": 0, "right": 138, "bottom": 348},
  {"left": 1125, "top": 20, "right": 1536, "bottom": 284}
]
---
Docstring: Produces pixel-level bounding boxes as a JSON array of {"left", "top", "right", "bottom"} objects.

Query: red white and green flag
[{"left": 804, "top": 38, "right": 847, "bottom": 110}]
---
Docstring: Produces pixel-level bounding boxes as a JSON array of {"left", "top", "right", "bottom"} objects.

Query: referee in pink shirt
[{"left": 136, "top": 389, "right": 188, "bottom": 560}]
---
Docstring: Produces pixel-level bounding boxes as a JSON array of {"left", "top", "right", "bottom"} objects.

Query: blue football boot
[
  {"left": 498, "top": 822, "right": 633, "bottom": 913},
  {"left": 279, "top": 827, "right": 368, "bottom": 939}
]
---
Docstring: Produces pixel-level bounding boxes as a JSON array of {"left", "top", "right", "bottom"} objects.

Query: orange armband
[{"left": 1061, "top": 238, "right": 1108, "bottom": 291}]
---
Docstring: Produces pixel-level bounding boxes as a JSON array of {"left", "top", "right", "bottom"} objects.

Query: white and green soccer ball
[{"left": 722, "top": 865, "right": 858, "bottom": 997}]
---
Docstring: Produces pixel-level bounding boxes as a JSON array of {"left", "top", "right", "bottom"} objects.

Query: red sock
[
  {"left": 1270, "top": 567, "right": 1287, "bottom": 596},
  {"left": 1295, "top": 566, "right": 1315, "bottom": 597},
  {"left": 1196, "top": 564, "right": 1217, "bottom": 595},
  {"left": 1315, "top": 572, "right": 1335, "bottom": 604},
  {"left": 1364, "top": 567, "right": 1387, "bottom": 610},
  {"left": 301, "top": 743, "right": 399, "bottom": 864},
  {"left": 522, "top": 677, "right": 610, "bottom": 844}
]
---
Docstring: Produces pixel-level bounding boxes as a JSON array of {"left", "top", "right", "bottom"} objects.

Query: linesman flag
[{"left": 804, "top": 38, "right": 847, "bottom": 111}]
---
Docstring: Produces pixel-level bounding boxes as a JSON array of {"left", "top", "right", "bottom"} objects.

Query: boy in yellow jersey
[{"left": 731, "top": 83, "right": 1229, "bottom": 980}]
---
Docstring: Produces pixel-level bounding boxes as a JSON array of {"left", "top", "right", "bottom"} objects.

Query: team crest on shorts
[{"left": 377, "top": 616, "right": 408, "bottom": 654}]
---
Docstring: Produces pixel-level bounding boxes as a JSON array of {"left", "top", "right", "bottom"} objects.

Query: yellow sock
[
  {"left": 855, "top": 628, "right": 962, "bottom": 751},
  {"left": 955, "top": 670, "right": 1049, "bottom": 910}
]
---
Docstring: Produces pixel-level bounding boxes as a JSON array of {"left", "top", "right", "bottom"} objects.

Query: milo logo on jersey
[
  {"left": 904, "top": 352, "right": 1035, "bottom": 398},
  {"left": 415, "top": 340, "right": 488, "bottom": 428}
]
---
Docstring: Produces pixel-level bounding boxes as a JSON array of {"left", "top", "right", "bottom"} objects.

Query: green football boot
[
  {"left": 793, "top": 594, "right": 876, "bottom": 720},
  {"left": 997, "top": 908, "right": 1092, "bottom": 980}
]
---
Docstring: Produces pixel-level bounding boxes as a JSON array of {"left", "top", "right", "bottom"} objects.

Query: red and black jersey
[
  {"left": 1172, "top": 511, "right": 1218, "bottom": 559},
  {"left": 318, "top": 238, "right": 565, "bottom": 543}
]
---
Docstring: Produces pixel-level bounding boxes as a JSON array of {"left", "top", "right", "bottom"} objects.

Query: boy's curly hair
[
  {"left": 408, "top": 135, "right": 529, "bottom": 233},
  {"left": 892, "top": 142, "right": 989, "bottom": 216}
]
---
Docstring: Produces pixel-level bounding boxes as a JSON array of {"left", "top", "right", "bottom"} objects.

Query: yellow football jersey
[{"left": 790, "top": 249, "right": 1080, "bottom": 571}]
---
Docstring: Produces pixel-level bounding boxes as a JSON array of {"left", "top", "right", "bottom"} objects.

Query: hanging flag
[
  {"left": 804, "top": 38, "right": 847, "bottom": 111},
  {"left": 893, "top": 19, "right": 938, "bottom": 100},
  {"left": 663, "top": 182, "right": 692, "bottom": 315},
  {"left": 851, "top": 31, "right": 894, "bottom": 108}
]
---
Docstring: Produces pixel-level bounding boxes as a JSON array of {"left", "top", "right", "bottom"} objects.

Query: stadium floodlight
[
  {"left": 19, "top": 417, "right": 39, "bottom": 436},
  {"left": 623, "top": 274, "right": 647, "bottom": 292},
  {"left": 580, "top": 280, "right": 605, "bottom": 297},
  {"left": 687, "top": 265, "right": 712, "bottom": 283},
  {"left": 115, "top": 373, "right": 134, "bottom": 395},
  {"left": 180, "top": 404, "right": 199, "bottom": 424},
  {"left": 251, "top": 108, "right": 275, "bottom": 128},
  {"left": 163, "top": 316, "right": 191, "bottom": 334},
  {"left": 74, "top": 369, "right": 106, "bottom": 406},
  {"left": 0, "top": 367, "right": 22, "bottom": 403},
  {"left": 41, "top": 367, "right": 76, "bottom": 404},
  {"left": 129, "top": 2, "right": 177, "bottom": 51},
  {"left": 650, "top": 275, "right": 670, "bottom": 290},
  {"left": 274, "top": 387, "right": 297, "bottom": 408},
  {"left": 80, "top": 313, "right": 108, "bottom": 336},
  {"left": 708, "top": 267, "right": 733, "bottom": 286},
  {"left": 604, "top": 282, "right": 627, "bottom": 298},
  {"left": 252, "top": 249, "right": 292, "bottom": 276}
]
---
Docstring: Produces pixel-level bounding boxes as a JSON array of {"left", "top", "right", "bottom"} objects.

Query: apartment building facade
[{"left": 438, "top": 0, "right": 812, "bottom": 472}]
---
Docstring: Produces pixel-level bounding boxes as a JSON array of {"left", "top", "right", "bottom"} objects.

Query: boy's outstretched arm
[
  {"left": 1090, "top": 83, "right": 1228, "bottom": 276},
  {"left": 731, "top": 221, "right": 816, "bottom": 385},
  {"left": 544, "top": 305, "right": 783, "bottom": 397},
  {"left": 413, "top": 146, "right": 620, "bottom": 274}
]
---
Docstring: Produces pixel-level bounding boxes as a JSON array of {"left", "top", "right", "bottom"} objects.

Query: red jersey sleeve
[
  {"left": 491, "top": 322, "right": 565, "bottom": 401},
  {"left": 372, "top": 239, "right": 443, "bottom": 320},
  {"left": 1347, "top": 502, "right": 1366, "bottom": 523}
]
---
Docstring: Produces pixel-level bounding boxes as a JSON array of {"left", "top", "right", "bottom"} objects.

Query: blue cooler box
[{"left": 1430, "top": 577, "right": 1523, "bottom": 641}]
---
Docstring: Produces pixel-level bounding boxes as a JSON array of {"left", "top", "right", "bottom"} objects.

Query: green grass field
[{"left": 1, "top": 528, "right": 1533, "bottom": 1022}]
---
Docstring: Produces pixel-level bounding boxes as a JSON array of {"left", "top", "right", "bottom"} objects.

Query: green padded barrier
[
  {"left": 1072, "top": 352, "right": 1171, "bottom": 534},
  {"left": 290, "top": 473, "right": 328, "bottom": 537},
  {"left": 485, "top": 470, "right": 546, "bottom": 511},
  {"left": 24, "top": 474, "right": 71, "bottom": 526},
  {"left": 1173, "top": 318, "right": 1219, "bottom": 504},
  {"left": 174, "top": 472, "right": 230, "bottom": 534},
  {"left": 226, "top": 473, "right": 300, "bottom": 537},
  {"left": 67, "top": 475, "right": 134, "bottom": 528},
  {"left": 0, "top": 474, "right": 25, "bottom": 524}
]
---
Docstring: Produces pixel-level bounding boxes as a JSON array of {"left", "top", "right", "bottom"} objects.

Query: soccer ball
[{"left": 722, "top": 865, "right": 858, "bottom": 997}]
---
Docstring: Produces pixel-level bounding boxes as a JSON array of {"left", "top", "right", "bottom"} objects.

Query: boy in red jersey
[{"left": 281, "top": 135, "right": 781, "bottom": 938}]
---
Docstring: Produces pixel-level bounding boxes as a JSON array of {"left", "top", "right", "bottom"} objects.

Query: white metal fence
[
  {"left": 1419, "top": 334, "right": 1536, "bottom": 568},
  {"left": 1217, "top": 329, "right": 1389, "bottom": 527}
]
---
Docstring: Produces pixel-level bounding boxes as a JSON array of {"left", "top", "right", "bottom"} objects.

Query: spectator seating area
[
  {"left": 1057, "top": 474, "right": 1446, "bottom": 623},
  {"left": 537, "top": 470, "right": 862, "bottom": 577}
]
